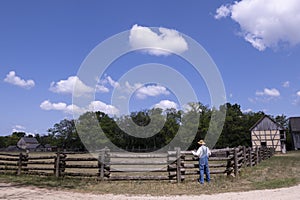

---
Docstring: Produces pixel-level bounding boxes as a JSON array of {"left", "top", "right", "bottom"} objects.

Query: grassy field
[{"left": 0, "top": 151, "right": 299, "bottom": 196}]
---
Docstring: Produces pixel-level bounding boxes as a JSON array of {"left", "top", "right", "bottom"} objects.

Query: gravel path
[{"left": 0, "top": 183, "right": 299, "bottom": 200}]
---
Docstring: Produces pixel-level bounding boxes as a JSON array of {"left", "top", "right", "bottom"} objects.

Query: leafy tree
[
  {"left": 12, "top": 132, "right": 26, "bottom": 138},
  {"left": 0, "top": 137, "right": 6, "bottom": 148},
  {"left": 48, "top": 119, "right": 85, "bottom": 151},
  {"left": 76, "top": 112, "right": 112, "bottom": 151},
  {"left": 214, "top": 103, "right": 264, "bottom": 148},
  {"left": 274, "top": 114, "right": 293, "bottom": 150}
]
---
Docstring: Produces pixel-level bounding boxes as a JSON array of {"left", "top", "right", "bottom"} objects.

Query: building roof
[
  {"left": 289, "top": 117, "right": 300, "bottom": 132},
  {"left": 6, "top": 145, "right": 22, "bottom": 152},
  {"left": 21, "top": 137, "right": 39, "bottom": 144},
  {"left": 44, "top": 144, "right": 51, "bottom": 148},
  {"left": 250, "top": 115, "right": 284, "bottom": 131}
]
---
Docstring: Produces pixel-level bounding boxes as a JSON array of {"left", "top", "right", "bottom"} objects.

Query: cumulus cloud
[
  {"left": 97, "top": 75, "right": 120, "bottom": 91},
  {"left": 153, "top": 100, "right": 178, "bottom": 110},
  {"left": 95, "top": 85, "right": 109, "bottom": 93},
  {"left": 297, "top": 91, "right": 300, "bottom": 96},
  {"left": 4, "top": 71, "right": 35, "bottom": 89},
  {"left": 50, "top": 76, "right": 94, "bottom": 96},
  {"left": 215, "top": 5, "right": 231, "bottom": 19},
  {"left": 106, "top": 76, "right": 120, "bottom": 88},
  {"left": 40, "top": 100, "right": 77, "bottom": 114},
  {"left": 88, "top": 101, "right": 119, "bottom": 115},
  {"left": 12, "top": 125, "right": 26, "bottom": 133},
  {"left": 135, "top": 85, "right": 170, "bottom": 99},
  {"left": 129, "top": 24, "right": 188, "bottom": 56},
  {"left": 215, "top": 0, "right": 300, "bottom": 51},
  {"left": 40, "top": 100, "right": 119, "bottom": 116},
  {"left": 49, "top": 75, "right": 119, "bottom": 96},
  {"left": 256, "top": 88, "right": 280, "bottom": 97},
  {"left": 123, "top": 81, "right": 143, "bottom": 94}
]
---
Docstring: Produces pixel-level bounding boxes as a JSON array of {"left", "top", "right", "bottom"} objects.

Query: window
[
  {"left": 261, "top": 142, "right": 267, "bottom": 147},
  {"left": 280, "top": 130, "right": 285, "bottom": 140}
]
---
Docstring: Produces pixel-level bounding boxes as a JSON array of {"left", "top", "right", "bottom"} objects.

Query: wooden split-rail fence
[{"left": 0, "top": 146, "right": 275, "bottom": 182}]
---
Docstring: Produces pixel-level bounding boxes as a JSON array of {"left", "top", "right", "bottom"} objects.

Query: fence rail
[{"left": 0, "top": 146, "right": 275, "bottom": 182}]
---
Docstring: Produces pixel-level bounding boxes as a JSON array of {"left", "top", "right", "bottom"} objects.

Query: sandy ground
[{"left": 0, "top": 183, "right": 299, "bottom": 200}]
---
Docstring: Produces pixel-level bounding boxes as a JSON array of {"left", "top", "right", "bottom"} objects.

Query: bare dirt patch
[{"left": 1, "top": 182, "right": 299, "bottom": 200}]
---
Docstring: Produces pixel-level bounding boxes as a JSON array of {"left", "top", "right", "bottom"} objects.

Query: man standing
[{"left": 192, "top": 140, "right": 211, "bottom": 184}]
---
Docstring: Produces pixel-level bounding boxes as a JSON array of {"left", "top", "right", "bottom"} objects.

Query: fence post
[
  {"left": 99, "top": 148, "right": 106, "bottom": 181},
  {"left": 226, "top": 148, "right": 233, "bottom": 176},
  {"left": 234, "top": 148, "right": 238, "bottom": 177},
  {"left": 175, "top": 147, "right": 181, "bottom": 183},
  {"left": 17, "top": 152, "right": 23, "bottom": 175},
  {"left": 255, "top": 147, "right": 259, "bottom": 165},
  {"left": 248, "top": 148, "right": 252, "bottom": 167},
  {"left": 243, "top": 146, "right": 247, "bottom": 167},
  {"left": 257, "top": 147, "right": 261, "bottom": 163},
  {"left": 104, "top": 147, "right": 110, "bottom": 179},
  {"left": 55, "top": 152, "right": 61, "bottom": 177}
]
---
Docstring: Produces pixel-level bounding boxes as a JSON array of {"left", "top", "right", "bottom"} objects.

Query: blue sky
[{"left": 1, "top": 0, "right": 300, "bottom": 136}]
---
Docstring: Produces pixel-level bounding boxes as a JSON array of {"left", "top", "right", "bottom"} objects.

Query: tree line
[{"left": 0, "top": 102, "right": 293, "bottom": 151}]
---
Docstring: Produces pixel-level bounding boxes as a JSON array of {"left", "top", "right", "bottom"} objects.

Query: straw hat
[{"left": 198, "top": 140, "right": 205, "bottom": 145}]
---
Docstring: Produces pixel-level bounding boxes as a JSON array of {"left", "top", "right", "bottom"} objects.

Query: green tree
[
  {"left": 274, "top": 114, "right": 293, "bottom": 150},
  {"left": 48, "top": 119, "right": 84, "bottom": 151},
  {"left": 215, "top": 103, "right": 265, "bottom": 148},
  {"left": 0, "top": 137, "right": 6, "bottom": 148}
]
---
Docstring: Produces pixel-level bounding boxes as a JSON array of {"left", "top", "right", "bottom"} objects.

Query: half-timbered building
[{"left": 250, "top": 115, "right": 286, "bottom": 153}]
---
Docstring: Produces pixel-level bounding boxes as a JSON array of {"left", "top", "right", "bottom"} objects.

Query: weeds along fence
[{"left": 0, "top": 146, "right": 275, "bottom": 182}]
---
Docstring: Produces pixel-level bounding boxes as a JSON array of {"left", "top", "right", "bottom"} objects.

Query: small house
[
  {"left": 5, "top": 145, "right": 22, "bottom": 152},
  {"left": 289, "top": 117, "right": 300, "bottom": 150},
  {"left": 17, "top": 137, "right": 40, "bottom": 151},
  {"left": 250, "top": 115, "right": 286, "bottom": 153}
]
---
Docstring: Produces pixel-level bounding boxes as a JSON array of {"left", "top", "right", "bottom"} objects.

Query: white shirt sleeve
[
  {"left": 192, "top": 146, "right": 202, "bottom": 157},
  {"left": 192, "top": 146, "right": 211, "bottom": 157}
]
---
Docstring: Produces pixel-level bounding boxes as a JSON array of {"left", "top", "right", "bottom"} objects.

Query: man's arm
[
  {"left": 207, "top": 147, "right": 211, "bottom": 157},
  {"left": 192, "top": 147, "right": 202, "bottom": 157}
]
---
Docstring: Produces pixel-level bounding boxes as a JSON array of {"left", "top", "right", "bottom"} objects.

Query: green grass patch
[{"left": 252, "top": 178, "right": 297, "bottom": 190}]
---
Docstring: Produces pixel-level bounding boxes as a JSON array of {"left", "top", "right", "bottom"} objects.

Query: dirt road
[{"left": 0, "top": 183, "right": 299, "bottom": 200}]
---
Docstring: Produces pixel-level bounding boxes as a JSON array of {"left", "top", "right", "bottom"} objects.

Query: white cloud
[
  {"left": 40, "top": 100, "right": 70, "bottom": 111},
  {"left": 89, "top": 101, "right": 119, "bottom": 115},
  {"left": 135, "top": 85, "right": 170, "bottom": 99},
  {"left": 123, "top": 81, "right": 143, "bottom": 94},
  {"left": 4, "top": 71, "right": 35, "bottom": 89},
  {"left": 264, "top": 88, "right": 280, "bottom": 97},
  {"left": 96, "top": 75, "right": 120, "bottom": 93},
  {"left": 215, "top": 5, "right": 231, "bottom": 19},
  {"left": 215, "top": 0, "right": 300, "bottom": 51},
  {"left": 129, "top": 24, "right": 188, "bottom": 56},
  {"left": 256, "top": 88, "right": 280, "bottom": 97},
  {"left": 153, "top": 100, "right": 178, "bottom": 110},
  {"left": 297, "top": 91, "right": 300, "bottom": 96},
  {"left": 282, "top": 81, "right": 290, "bottom": 88},
  {"left": 12, "top": 125, "right": 26, "bottom": 133},
  {"left": 40, "top": 100, "right": 119, "bottom": 116},
  {"left": 50, "top": 76, "right": 94, "bottom": 96},
  {"left": 242, "top": 108, "right": 252, "bottom": 113},
  {"left": 95, "top": 85, "right": 109, "bottom": 93},
  {"left": 106, "top": 76, "right": 120, "bottom": 88}
]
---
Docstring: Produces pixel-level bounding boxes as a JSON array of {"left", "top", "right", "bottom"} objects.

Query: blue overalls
[{"left": 199, "top": 146, "right": 210, "bottom": 184}]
